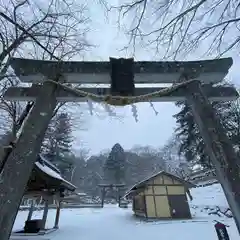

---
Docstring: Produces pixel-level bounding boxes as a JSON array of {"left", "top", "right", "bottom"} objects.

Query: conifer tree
[
  {"left": 103, "top": 143, "right": 126, "bottom": 184},
  {"left": 42, "top": 112, "right": 73, "bottom": 175},
  {"left": 174, "top": 97, "right": 239, "bottom": 168}
]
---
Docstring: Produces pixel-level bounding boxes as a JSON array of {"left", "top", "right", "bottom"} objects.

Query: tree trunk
[
  {"left": 0, "top": 146, "right": 13, "bottom": 173},
  {"left": 0, "top": 81, "right": 57, "bottom": 240},
  {"left": 70, "top": 166, "right": 77, "bottom": 182},
  {"left": 0, "top": 103, "right": 34, "bottom": 173},
  {"left": 185, "top": 80, "right": 240, "bottom": 234}
]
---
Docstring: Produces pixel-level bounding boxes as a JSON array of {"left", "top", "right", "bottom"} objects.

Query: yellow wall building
[{"left": 124, "top": 171, "right": 195, "bottom": 219}]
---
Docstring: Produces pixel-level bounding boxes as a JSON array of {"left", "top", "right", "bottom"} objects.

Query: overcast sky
[{"left": 72, "top": 2, "right": 240, "bottom": 155}]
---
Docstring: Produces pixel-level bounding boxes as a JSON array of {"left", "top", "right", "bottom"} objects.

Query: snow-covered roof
[
  {"left": 124, "top": 170, "right": 195, "bottom": 198},
  {"left": 195, "top": 179, "right": 218, "bottom": 187},
  {"left": 189, "top": 169, "right": 216, "bottom": 179},
  {"left": 38, "top": 154, "right": 61, "bottom": 174},
  {"left": 35, "top": 155, "right": 76, "bottom": 191},
  {"left": 76, "top": 192, "right": 87, "bottom": 196},
  {"left": 62, "top": 192, "right": 87, "bottom": 202},
  {"left": 35, "top": 162, "right": 63, "bottom": 180}
]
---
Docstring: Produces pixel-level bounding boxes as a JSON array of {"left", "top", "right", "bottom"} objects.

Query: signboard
[{"left": 214, "top": 221, "right": 230, "bottom": 240}]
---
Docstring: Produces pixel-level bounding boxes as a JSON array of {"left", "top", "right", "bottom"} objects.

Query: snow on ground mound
[
  {"left": 190, "top": 183, "right": 228, "bottom": 208},
  {"left": 190, "top": 183, "right": 232, "bottom": 218}
]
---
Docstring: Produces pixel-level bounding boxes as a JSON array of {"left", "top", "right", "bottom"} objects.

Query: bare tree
[
  {"left": 0, "top": 0, "right": 90, "bottom": 63},
  {"left": 70, "top": 148, "right": 89, "bottom": 183},
  {"left": 0, "top": 0, "right": 125, "bottom": 142},
  {"left": 105, "top": 0, "right": 240, "bottom": 59},
  {"left": 0, "top": 0, "right": 91, "bottom": 139},
  {"left": 160, "top": 135, "right": 192, "bottom": 177},
  {"left": 0, "top": 0, "right": 91, "bottom": 185}
]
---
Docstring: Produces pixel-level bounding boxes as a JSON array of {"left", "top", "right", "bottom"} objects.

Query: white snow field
[{"left": 12, "top": 184, "right": 239, "bottom": 240}]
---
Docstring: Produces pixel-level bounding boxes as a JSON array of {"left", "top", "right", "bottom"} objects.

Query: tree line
[{"left": 66, "top": 141, "right": 192, "bottom": 198}]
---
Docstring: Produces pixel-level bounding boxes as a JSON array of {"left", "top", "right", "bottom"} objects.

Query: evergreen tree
[
  {"left": 42, "top": 112, "right": 73, "bottom": 175},
  {"left": 103, "top": 143, "right": 126, "bottom": 184},
  {"left": 174, "top": 94, "right": 239, "bottom": 168},
  {"left": 222, "top": 99, "right": 240, "bottom": 155}
]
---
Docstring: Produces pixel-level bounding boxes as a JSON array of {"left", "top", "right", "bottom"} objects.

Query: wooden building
[
  {"left": 124, "top": 171, "right": 195, "bottom": 220},
  {"left": 13, "top": 154, "right": 76, "bottom": 235}
]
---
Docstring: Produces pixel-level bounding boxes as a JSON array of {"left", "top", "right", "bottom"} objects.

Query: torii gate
[
  {"left": 98, "top": 183, "right": 126, "bottom": 207},
  {"left": 0, "top": 57, "right": 240, "bottom": 239}
]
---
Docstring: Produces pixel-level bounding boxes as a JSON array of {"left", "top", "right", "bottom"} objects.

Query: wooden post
[
  {"left": 54, "top": 201, "right": 61, "bottom": 229},
  {"left": 0, "top": 81, "right": 57, "bottom": 240},
  {"left": 116, "top": 187, "right": 120, "bottom": 207},
  {"left": 42, "top": 198, "right": 49, "bottom": 230},
  {"left": 101, "top": 187, "right": 105, "bottom": 208},
  {"left": 185, "top": 80, "right": 240, "bottom": 234},
  {"left": 27, "top": 201, "right": 35, "bottom": 221},
  {"left": 118, "top": 195, "right": 121, "bottom": 207}
]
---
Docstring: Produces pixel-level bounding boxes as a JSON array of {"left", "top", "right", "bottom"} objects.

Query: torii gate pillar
[
  {"left": 185, "top": 80, "right": 240, "bottom": 233},
  {"left": 0, "top": 81, "right": 57, "bottom": 240}
]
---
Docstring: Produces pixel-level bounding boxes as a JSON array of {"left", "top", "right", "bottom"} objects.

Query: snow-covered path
[
  {"left": 13, "top": 205, "right": 239, "bottom": 240},
  {"left": 12, "top": 184, "right": 240, "bottom": 240}
]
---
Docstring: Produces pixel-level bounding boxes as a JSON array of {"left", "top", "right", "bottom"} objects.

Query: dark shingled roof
[{"left": 26, "top": 155, "right": 76, "bottom": 193}]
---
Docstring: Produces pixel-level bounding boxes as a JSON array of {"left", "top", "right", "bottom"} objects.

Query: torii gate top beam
[{"left": 9, "top": 57, "right": 233, "bottom": 84}]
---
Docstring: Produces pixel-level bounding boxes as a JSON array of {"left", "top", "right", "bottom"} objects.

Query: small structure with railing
[{"left": 12, "top": 154, "right": 76, "bottom": 236}]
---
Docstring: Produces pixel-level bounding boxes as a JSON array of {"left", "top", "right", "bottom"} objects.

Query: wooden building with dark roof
[{"left": 124, "top": 171, "right": 195, "bottom": 220}]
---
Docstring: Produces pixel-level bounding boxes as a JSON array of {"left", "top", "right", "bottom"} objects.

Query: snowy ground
[
  {"left": 190, "top": 184, "right": 229, "bottom": 208},
  {"left": 12, "top": 184, "right": 239, "bottom": 240}
]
